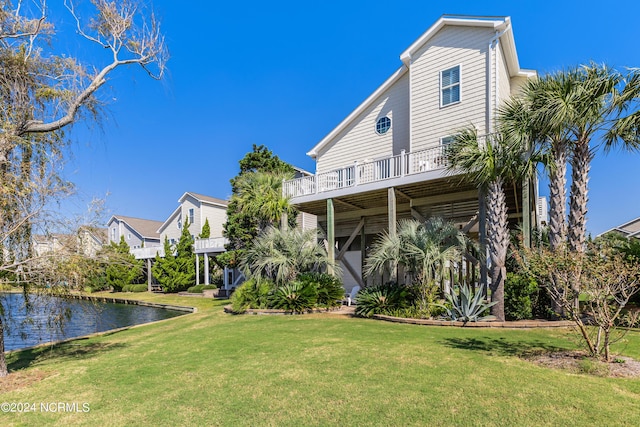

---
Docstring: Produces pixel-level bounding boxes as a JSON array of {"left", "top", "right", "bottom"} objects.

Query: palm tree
[
  {"left": 240, "top": 226, "right": 338, "bottom": 286},
  {"left": 499, "top": 79, "right": 571, "bottom": 252},
  {"left": 530, "top": 65, "right": 640, "bottom": 253},
  {"left": 446, "top": 129, "right": 534, "bottom": 321},
  {"left": 234, "top": 171, "right": 297, "bottom": 232},
  {"left": 364, "top": 217, "right": 470, "bottom": 311}
]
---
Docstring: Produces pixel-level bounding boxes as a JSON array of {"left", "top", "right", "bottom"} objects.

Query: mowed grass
[{"left": 2, "top": 293, "right": 640, "bottom": 426}]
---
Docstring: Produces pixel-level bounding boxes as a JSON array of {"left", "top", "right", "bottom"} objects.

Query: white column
[
  {"left": 204, "top": 253, "right": 210, "bottom": 285},
  {"left": 195, "top": 254, "right": 200, "bottom": 286}
]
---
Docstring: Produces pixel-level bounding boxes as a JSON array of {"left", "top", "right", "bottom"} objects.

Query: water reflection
[{"left": 2, "top": 293, "right": 185, "bottom": 351}]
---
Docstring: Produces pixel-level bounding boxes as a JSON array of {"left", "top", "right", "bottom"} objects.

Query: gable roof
[
  {"left": 179, "top": 192, "right": 228, "bottom": 207},
  {"left": 108, "top": 215, "right": 162, "bottom": 241},
  {"left": 598, "top": 216, "right": 640, "bottom": 239},
  {"left": 306, "top": 15, "right": 536, "bottom": 159}
]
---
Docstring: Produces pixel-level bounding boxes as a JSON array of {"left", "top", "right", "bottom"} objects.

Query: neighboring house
[
  {"left": 282, "top": 15, "right": 540, "bottom": 292},
  {"left": 78, "top": 226, "right": 108, "bottom": 257},
  {"left": 158, "top": 192, "right": 228, "bottom": 245},
  {"left": 107, "top": 215, "right": 163, "bottom": 249},
  {"left": 599, "top": 217, "right": 640, "bottom": 240},
  {"left": 32, "top": 226, "right": 107, "bottom": 258}
]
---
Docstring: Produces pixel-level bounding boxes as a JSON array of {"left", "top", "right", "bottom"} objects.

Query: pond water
[{"left": 1, "top": 293, "right": 186, "bottom": 351}]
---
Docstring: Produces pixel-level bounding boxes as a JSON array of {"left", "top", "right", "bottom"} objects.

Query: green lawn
[{"left": 2, "top": 293, "right": 640, "bottom": 426}]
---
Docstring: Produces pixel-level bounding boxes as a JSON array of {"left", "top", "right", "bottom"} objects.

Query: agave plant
[{"left": 442, "top": 284, "right": 497, "bottom": 322}]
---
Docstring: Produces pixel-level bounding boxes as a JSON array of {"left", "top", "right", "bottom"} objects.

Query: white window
[
  {"left": 111, "top": 228, "right": 116, "bottom": 241},
  {"left": 177, "top": 214, "right": 182, "bottom": 230},
  {"left": 189, "top": 208, "right": 195, "bottom": 225},
  {"left": 440, "top": 65, "right": 460, "bottom": 107},
  {"left": 127, "top": 233, "right": 131, "bottom": 240}
]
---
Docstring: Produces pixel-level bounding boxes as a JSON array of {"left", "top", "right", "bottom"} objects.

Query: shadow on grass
[
  {"left": 8, "top": 340, "right": 127, "bottom": 371},
  {"left": 440, "top": 336, "right": 568, "bottom": 358}
]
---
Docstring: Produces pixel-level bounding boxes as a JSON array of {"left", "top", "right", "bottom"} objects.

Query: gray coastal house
[{"left": 283, "top": 15, "right": 543, "bottom": 292}]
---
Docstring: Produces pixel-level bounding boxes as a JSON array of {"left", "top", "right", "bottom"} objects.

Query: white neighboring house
[
  {"left": 33, "top": 227, "right": 108, "bottom": 258},
  {"left": 157, "top": 192, "right": 235, "bottom": 289},
  {"left": 282, "top": 15, "right": 541, "bottom": 293},
  {"left": 157, "top": 192, "right": 228, "bottom": 245}
]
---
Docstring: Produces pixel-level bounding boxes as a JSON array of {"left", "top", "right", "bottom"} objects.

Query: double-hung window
[
  {"left": 440, "top": 65, "right": 460, "bottom": 107},
  {"left": 189, "top": 208, "right": 195, "bottom": 225}
]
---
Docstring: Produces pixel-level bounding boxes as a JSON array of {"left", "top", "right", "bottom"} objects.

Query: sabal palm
[
  {"left": 234, "top": 171, "right": 296, "bottom": 232},
  {"left": 500, "top": 79, "right": 571, "bottom": 251},
  {"left": 532, "top": 65, "right": 639, "bottom": 252},
  {"left": 241, "top": 226, "right": 337, "bottom": 286},
  {"left": 364, "top": 217, "right": 469, "bottom": 310},
  {"left": 446, "top": 128, "right": 533, "bottom": 321}
]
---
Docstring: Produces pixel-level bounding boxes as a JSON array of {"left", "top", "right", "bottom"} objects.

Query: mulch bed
[{"left": 526, "top": 351, "right": 640, "bottom": 378}]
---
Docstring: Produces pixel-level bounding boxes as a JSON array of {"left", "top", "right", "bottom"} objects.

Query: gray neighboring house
[
  {"left": 107, "top": 215, "right": 163, "bottom": 250},
  {"left": 599, "top": 217, "right": 640, "bottom": 240}
]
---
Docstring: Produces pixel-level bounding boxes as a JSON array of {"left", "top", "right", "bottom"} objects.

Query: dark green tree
[
  {"left": 199, "top": 218, "right": 211, "bottom": 238},
  {"left": 224, "top": 144, "right": 296, "bottom": 250},
  {"left": 152, "top": 223, "right": 196, "bottom": 292},
  {"left": 104, "top": 237, "right": 144, "bottom": 292}
]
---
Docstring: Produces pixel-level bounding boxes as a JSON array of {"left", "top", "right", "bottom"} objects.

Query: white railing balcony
[
  {"left": 283, "top": 145, "right": 449, "bottom": 199},
  {"left": 131, "top": 246, "right": 164, "bottom": 259},
  {"left": 194, "top": 237, "right": 228, "bottom": 252}
]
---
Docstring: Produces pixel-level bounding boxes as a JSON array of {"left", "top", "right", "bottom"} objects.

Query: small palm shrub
[
  {"left": 442, "top": 284, "right": 496, "bottom": 322},
  {"left": 355, "top": 283, "right": 411, "bottom": 317},
  {"left": 230, "top": 278, "right": 275, "bottom": 313},
  {"left": 270, "top": 281, "right": 318, "bottom": 313},
  {"left": 298, "top": 272, "right": 344, "bottom": 308}
]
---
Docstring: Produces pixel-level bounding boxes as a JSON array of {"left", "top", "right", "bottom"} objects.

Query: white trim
[{"left": 440, "top": 64, "right": 462, "bottom": 108}]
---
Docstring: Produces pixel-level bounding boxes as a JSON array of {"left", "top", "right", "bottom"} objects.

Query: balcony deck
[
  {"left": 283, "top": 146, "right": 454, "bottom": 204},
  {"left": 194, "top": 237, "right": 228, "bottom": 254}
]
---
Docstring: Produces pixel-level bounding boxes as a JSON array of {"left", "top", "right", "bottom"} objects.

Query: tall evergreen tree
[
  {"left": 224, "top": 144, "right": 296, "bottom": 250},
  {"left": 104, "top": 237, "right": 144, "bottom": 292},
  {"left": 152, "top": 223, "right": 196, "bottom": 292},
  {"left": 199, "top": 218, "right": 211, "bottom": 238}
]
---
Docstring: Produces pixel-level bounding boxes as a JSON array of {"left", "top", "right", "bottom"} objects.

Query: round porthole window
[{"left": 376, "top": 116, "right": 391, "bottom": 135}]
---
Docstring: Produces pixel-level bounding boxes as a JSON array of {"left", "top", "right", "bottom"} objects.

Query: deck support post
[
  {"left": 147, "top": 258, "right": 152, "bottom": 292},
  {"left": 204, "top": 253, "right": 210, "bottom": 285},
  {"left": 327, "top": 198, "right": 335, "bottom": 275},
  {"left": 479, "top": 188, "right": 488, "bottom": 297},
  {"left": 195, "top": 254, "right": 200, "bottom": 286},
  {"left": 388, "top": 187, "right": 397, "bottom": 281}
]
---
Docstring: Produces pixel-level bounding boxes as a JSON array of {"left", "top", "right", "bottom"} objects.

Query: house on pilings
[{"left": 283, "top": 15, "right": 546, "bottom": 293}]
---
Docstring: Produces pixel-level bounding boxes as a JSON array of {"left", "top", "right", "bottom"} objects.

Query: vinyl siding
[
  {"left": 410, "top": 26, "right": 493, "bottom": 151},
  {"left": 316, "top": 72, "right": 410, "bottom": 173},
  {"left": 200, "top": 204, "right": 227, "bottom": 238},
  {"left": 159, "top": 212, "right": 182, "bottom": 244}
]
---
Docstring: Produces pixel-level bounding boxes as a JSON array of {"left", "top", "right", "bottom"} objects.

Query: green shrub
[
  {"left": 505, "top": 272, "right": 538, "bottom": 320},
  {"left": 270, "top": 281, "right": 318, "bottom": 313},
  {"left": 130, "top": 284, "right": 148, "bottom": 292},
  {"left": 122, "top": 285, "right": 131, "bottom": 292},
  {"left": 230, "top": 279, "right": 274, "bottom": 313},
  {"left": 298, "top": 272, "right": 343, "bottom": 308},
  {"left": 187, "top": 284, "right": 218, "bottom": 293},
  {"left": 355, "top": 283, "right": 411, "bottom": 318}
]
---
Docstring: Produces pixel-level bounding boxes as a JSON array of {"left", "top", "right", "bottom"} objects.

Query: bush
[
  {"left": 355, "top": 283, "right": 411, "bottom": 318},
  {"left": 130, "top": 284, "right": 148, "bottom": 292},
  {"left": 505, "top": 272, "right": 537, "bottom": 320},
  {"left": 187, "top": 284, "right": 218, "bottom": 293},
  {"left": 297, "top": 272, "right": 343, "bottom": 308},
  {"left": 270, "top": 281, "right": 318, "bottom": 313},
  {"left": 230, "top": 279, "right": 275, "bottom": 313}
]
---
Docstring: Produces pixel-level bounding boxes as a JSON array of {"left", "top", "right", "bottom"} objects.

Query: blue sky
[{"left": 56, "top": 0, "right": 640, "bottom": 235}]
